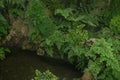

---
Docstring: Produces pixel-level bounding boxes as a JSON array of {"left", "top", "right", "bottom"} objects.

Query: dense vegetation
[{"left": 0, "top": 0, "right": 120, "bottom": 80}]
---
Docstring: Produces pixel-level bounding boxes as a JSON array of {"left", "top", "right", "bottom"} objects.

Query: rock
[
  {"left": 81, "top": 72, "right": 94, "bottom": 80},
  {"left": 22, "top": 40, "right": 39, "bottom": 51},
  {"left": 86, "top": 38, "right": 96, "bottom": 46},
  {"left": 80, "top": 38, "right": 96, "bottom": 46},
  {"left": 37, "top": 48, "right": 44, "bottom": 56},
  {"left": 3, "top": 19, "right": 29, "bottom": 47}
]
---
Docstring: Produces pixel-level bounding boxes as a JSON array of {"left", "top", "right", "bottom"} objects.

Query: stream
[{"left": 0, "top": 49, "right": 81, "bottom": 80}]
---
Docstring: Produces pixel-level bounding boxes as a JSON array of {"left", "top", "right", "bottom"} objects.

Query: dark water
[{"left": 0, "top": 50, "right": 81, "bottom": 80}]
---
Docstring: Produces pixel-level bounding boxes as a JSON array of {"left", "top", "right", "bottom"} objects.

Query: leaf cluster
[
  {"left": 32, "top": 69, "right": 58, "bottom": 80},
  {"left": 26, "top": 0, "right": 56, "bottom": 40},
  {"left": 110, "top": 14, "right": 120, "bottom": 34},
  {"left": 86, "top": 38, "right": 120, "bottom": 79},
  {"left": 0, "top": 47, "right": 10, "bottom": 60}
]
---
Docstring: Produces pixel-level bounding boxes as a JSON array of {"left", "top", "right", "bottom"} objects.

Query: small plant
[
  {"left": 32, "top": 70, "right": 58, "bottom": 80},
  {"left": 0, "top": 47, "right": 10, "bottom": 60}
]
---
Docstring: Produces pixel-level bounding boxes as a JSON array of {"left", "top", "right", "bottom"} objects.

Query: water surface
[{"left": 0, "top": 49, "right": 80, "bottom": 80}]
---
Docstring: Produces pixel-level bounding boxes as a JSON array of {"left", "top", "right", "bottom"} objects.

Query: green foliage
[
  {"left": 0, "top": 0, "right": 26, "bottom": 17},
  {"left": 0, "top": 0, "right": 120, "bottom": 79},
  {"left": 12, "top": 0, "right": 120, "bottom": 80},
  {"left": 45, "top": 24, "right": 88, "bottom": 58},
  {"left": 107, "top": 38, "right": 120, "bottom": 54},
  {"left": 42, "top": 0, "right": 64, "bottom": 11},
  {"left": 110, "top": 14, "right": 120, "bottom": 34},
  {"left": 26, "top": 0, "right": 56, "bottom": 39},
  {"left": 32, "top": 70, "right": 58, "bottom": 80},
  {"left": 0, "top": 14, "right": 8, "bottom": 39},
  {"left": 6, "top": 0, "right": 25, "bottom": 5},
  {"left": 0, "top": 47, "right": 10, "bottom": 60},
  {"left": 86, "top": 38, "right": 120, "bottom": 79},
  {"left": 0, "top": 0, "right": 4, "bottom": 8},
  {"left": 55, "top": 8, "right": 99, "bottom": 27},
  {"left": 97, "top": 27, "right": 113, "bottom": 39},
  {"left": 101, "top": 0, "right": 120, "bottom": 25}
]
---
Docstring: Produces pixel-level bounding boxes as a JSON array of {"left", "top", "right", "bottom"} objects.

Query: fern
[
  {"left": 26, "top": 0, "right": 56, "bottom": 39},
  {"left": 101, "top": 0, "right": 120, "bottom": 25},
  {"left": 86, "top": 38, "right": 120, "bottom": 79},
  {"left": 44, "top": 24, "right": 88, "bottom": 63},
  {"left": 107, "top": 38, "right": 120, "bottom": 54},
  {"left": 55, "top": 8, "right": 99, "bottom": 27},
  {"left": 0, "top": 14, "right": 8, "bottom": 39},
  {"left": 3, "top": 0, "right": 25, "bottom": 8},
  {"left": 97, "top": 27, "right": 113, "bottom": 39},
  {"left": 0, "top": 47, "right": 10, "bottom": 60},
  {"left": 8, "top": 0, "right": 25, "bottom": 5},
  {"left": 110, "top": 14, "right": 120, "bottom": 34}
]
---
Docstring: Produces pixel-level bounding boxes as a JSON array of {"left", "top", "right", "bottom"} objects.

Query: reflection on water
[{"left": 0, "top": 50, "right": 80, "bottom": 80}]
